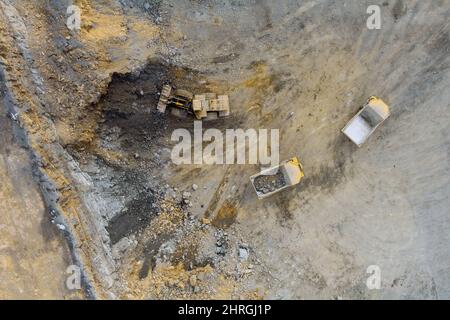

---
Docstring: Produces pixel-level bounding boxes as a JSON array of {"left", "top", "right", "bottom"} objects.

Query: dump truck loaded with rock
[{"left": 250, "top": 157, "right": 305, "bottom": 199}]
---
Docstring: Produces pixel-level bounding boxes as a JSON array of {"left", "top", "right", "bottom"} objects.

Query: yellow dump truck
[
  {"left": 342, "top": 96, "right": 390, "bottom": 147},
  {"left": 250, "top": 157, "right": 305, "bottom": 199}
]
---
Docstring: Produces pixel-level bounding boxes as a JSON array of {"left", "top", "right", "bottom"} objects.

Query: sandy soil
[{"left": 0, "top": 89, "right": 81, "bottom": 299}]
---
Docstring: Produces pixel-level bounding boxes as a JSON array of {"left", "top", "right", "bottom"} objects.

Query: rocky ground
[{"left": 0, "top": 0, "right": 449, "bottom": 299}]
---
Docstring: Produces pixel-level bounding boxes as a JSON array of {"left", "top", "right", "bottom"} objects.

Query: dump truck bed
[
  {"left": 250, "top": 157, "right": 304, "bottom": 199},
  {"left": 342, "top": 96, "right": 390, "bottom": 147},
  {"left": 342, "top": 115, "right": 374, "bottom": 146}
]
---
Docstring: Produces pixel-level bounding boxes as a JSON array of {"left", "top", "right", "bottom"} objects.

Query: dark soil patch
[
  {"left": 392, "top": 0, "right": 407, "bottom": 21},
  {"left": 106, "top": 190, "right": 160, "bottom": 244}
]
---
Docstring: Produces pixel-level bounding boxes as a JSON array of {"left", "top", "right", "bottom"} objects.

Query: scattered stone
[
  {"left": 0, "top": 57, "right": 9, "bottom": 65},
  {"left": 182, "top": 191, "right": 191, "bottom": 198},
  {"left": 216, "top": 245, "right": 226, "bottom": 256},
  {"left": 215, "top": 231, "right": 228, "bottom": 256},
  {"left": 192, "top": 184, "right": 198, "bottom": 191},
  {"left": 189, "top": 275, "right": 197, "bottom": 287},
  {"left": 239, "top": 246, "right": 249, "bottom": 261}
]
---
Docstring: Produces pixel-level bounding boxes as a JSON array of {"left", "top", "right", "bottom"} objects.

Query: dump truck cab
[
  {"left": 342, "top": 96, "right": 390, "bottom": 147},
  {"left": 250, "top": 157, "right": 305, "bottom": 199}
]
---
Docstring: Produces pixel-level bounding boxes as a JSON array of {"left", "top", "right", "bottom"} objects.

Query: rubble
[{"left": 238, "top": 246, "right": 249, "bottom": 262}]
